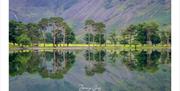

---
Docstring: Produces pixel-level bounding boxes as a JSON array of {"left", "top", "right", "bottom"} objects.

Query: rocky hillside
[{"left": 10, "top": 0, "right": 171, "bottom": 33}]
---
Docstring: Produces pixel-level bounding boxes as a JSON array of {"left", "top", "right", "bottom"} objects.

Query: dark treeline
[
  {"left": 83, "top": 20, "right": 171, "bottom": 46},
  {"left": 119, "top": 22, "right": 171, "bottom": 46},
  {"left": 10, "top": 17, "right": 171, "bottom": 47},
  {"left": 9, "top": 17, "right": 75, "bottom": 47}
]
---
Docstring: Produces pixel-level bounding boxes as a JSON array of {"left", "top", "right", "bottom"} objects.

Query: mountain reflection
[{"left": 10, "top": 49, "right": 171, "bottom": 78}]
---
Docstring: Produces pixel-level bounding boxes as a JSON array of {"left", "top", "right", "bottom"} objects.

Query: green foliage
[
  {"left": 38, "top": 18, "right": 49, "bottom": 30},
  {"left": 49, "top": 17, "right": 64, "bottom": 25},
  {"left": 135, "top": 51, "right": 148, "bottom": 69},
  {"left": 109, "top": 32, "right": 118, "bottom": 44},
  {"left": 9, "top": 52, "right": 31, "bottom": 76},
  {"left": 151, "top": 34, "right": 161, "bottom": 45},
  {"left": 85, "top": 19, "right": 95, "bottom": 25},
  {"left": 95, "top": 22, "right": 106, "bottom": 33},
  {"left": 151, "top": 50, "right": 161, "bottom": 61},
  {"left": 27, "top": 23, "right": 42, "bottom": 44},
  {"left": 10, "top": 51, "right": 76, "bottom": 79},
  {"left": 10, "top": 17, "right": 76, "bottom": 46},
  {"left": 159, "top": 28, "right": 171, "bottom": 45},
  {"left": 126, "top": 24, "right": 136, "bottom": 35},
  {"left": 45, "top": 32, "right": 53, "bottom": 43},
  {"left": 95, "top": 51, "right": 106, "bottom": 61},
  {"left": 122, "top": 50, "right": 161, "bottom": 73},
  {"left": 65, "top": 31, "right": 76, "bottom": 45},
  {"left": 26, "top": 52, "right": 41, "bottom": 73},
  {"left": 84, "top": 50, "right": 106, "bottom": 76},
  {"left": 56, "top": 32, "right": 64, "bottom": 44},
  {"left": 16, "top": 34, "right": 31, "bottom": 46},
  {"left": 95, "top": 34, "right": 106, "bottom": 44},
  {"left": 10, "top": 19, "right": 170, "bottom": 46},
  {"left": 120, "top": 21, "right": 165, "bottom": 45},
  {"left": 9, "top": 20, "right": 18, "bottom": 44},
  {"left": 120, "top": 40, "right": 128, "bottom": 44},
  {"left": 9, "top": 20, "right": 26, "bottom": 44},
  {"left": 135, "top": 30, "right": 147, "bottom": 44},
  {"left": 84, "top": 20, "right": 106, "bottom": 45},
  {"left": 84, "top": 33, "right": 93, "bottom": 44}
]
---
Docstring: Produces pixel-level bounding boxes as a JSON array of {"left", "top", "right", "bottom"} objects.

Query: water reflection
[
  {"left": 123, "top": 50, "right": 170, "bottom": 73},
  {"left": 10, "top": 49, "right": 170, "bottom": 78},
  {"left": 40, "top": 50, "right": 76, "bottom": 79},
  {"left": 10, "top": 50, "right": 76, "bottom": 79},
  {"left": 84, "top": 50, "right": 106, "bottom": 76}
]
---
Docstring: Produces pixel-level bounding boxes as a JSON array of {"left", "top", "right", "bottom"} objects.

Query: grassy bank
[{"left": 9, "top": 43, "right": 170, "bottom": 50}]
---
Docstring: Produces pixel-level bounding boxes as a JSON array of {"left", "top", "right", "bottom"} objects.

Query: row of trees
[
  {"left": 84, "top": 20, "right": 106, "bottom": 46},
  {"left": 10, "top": 17, "right": 75, "bottom": 47},
  {"left": 110, "top": 22, "right": 171, "bottom": 46},
  {"left": 83, "top": 20, "right": 171, "bottom": 46},
  {"left": 10, "top": 18, "right": 171, "bottom": 47}
]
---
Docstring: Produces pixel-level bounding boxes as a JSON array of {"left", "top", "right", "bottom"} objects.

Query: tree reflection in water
[
  {"left": 9, "top": 50, "right": 76, "bottom": 79},
  {"left": 10, "top": 52, "right": 31, "bottom": 76},
  {"left": 10, "top": 49, "right": 171, "bottom": 78},
  {"left": 84, "top": 50, "right": 106, "bottom": 76},
  {"left": 121, "top": 49, "right": 170, "bottom": 73}
]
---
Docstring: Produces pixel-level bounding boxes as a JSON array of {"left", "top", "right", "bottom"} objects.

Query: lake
[{"left": 9, "top": 48, "right": 171, "bottom": 91}]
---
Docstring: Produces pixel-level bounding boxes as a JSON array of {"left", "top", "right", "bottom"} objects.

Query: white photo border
[
  {"left": 0, "top": 0, "right": 9, "bottom": 91},
  {"left": 0, "top": 0, "right": 179, "bottom": 91}
]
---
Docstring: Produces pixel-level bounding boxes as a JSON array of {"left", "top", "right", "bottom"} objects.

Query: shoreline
[{"left": 9, "top": 44, "right": 171, "bottom": 51}]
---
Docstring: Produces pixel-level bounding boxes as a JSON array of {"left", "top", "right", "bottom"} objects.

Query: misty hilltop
[{"left": 10, "top": 0, "right": 171, "bottom": 31}]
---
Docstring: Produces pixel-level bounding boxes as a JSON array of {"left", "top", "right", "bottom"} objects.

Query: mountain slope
[{"left": 9, "top": 0, "right": 171, "bottom": 32}]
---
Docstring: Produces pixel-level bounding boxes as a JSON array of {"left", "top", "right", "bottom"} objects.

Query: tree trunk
[
  {"left": 43, "top": 32, "right": 45, "bottom": 47},
  {"left": 88, "top": 33, "right": 90, "bottom": 49},
  {"left": 88, "top": 50, "right": 90, "bottom": 61},
  {"left": 105, "top": 33, "right": 106, "bottom": 47},
  {"left": 93, "top": 36, "right": 95, "bottom": 47},
  {"left": 31, "top": 43, "right": 34, "bottom": 47},
  {"left": 63, "top": 32, "right": 65, "bottom": 47},
  {"left": 99, "top": 34, "right": 101, "bottom": 46},
  {"left": 123, "top": 35, "right": 125, "bottom": 47},
  {"left": 44, "top": 41, "right": 45, "bottom": 47},
  {"left": 167, "top": 38, "right": 169, "bottom": 45},
  {"left": 63, "top": 51, "right": 66, "bottom": 67},
  {"left": 147, "top": 31, "right": 152, "bottom": 45},
  {"left": 147, "top": 52, "right": 151, "bottom": 65},
  {"left": 129, "top": 34, "right": 132, "bottom": 47},
  {"left": 129, "top": 50, "right": 132, "bottom": 62},
  {"left": 56, "top": 43, "right": 58, "bottom": 47},
  {"left": 53, "top": 36, "right": 56, "bottom": 47},
  {"left": 99, "top": 51, "right": 100, "bottom": 61},
  {"left": 37, "top": 42, "right": 39, "bottom": 47}
]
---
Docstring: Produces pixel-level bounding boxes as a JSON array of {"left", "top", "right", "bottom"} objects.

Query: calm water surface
[{"left": 9, "top": 49, "right": 171, "bottom": 91}]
